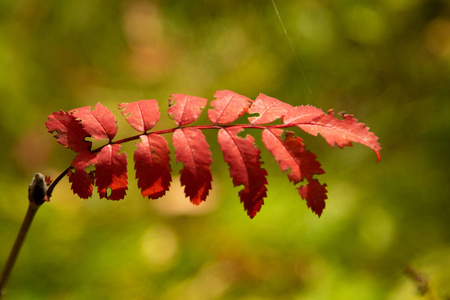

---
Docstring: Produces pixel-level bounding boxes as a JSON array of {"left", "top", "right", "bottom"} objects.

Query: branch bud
[{"left": 28, "top": 173, "right": 48, "bottom": 205}]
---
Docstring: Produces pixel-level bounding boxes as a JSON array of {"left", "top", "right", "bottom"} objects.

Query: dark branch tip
[{"left": 28, "top": 173, "right": 48, "bottom": 206}]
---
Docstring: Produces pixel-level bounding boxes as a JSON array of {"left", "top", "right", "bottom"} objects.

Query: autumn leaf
[
  {"left": 173, "top": 128, "right": 213, "bottom": 204},
  {"left": 46, "top": 111, "right": 91, "bottom": 153},
  {"left": 284, "top": 106, "right": 381, "bottom": 161},
  {"left": 282, "top": 105, "right": 324, "bottom": 124},
  {"left": 168, "top": 94, "right": 208, "bottom": 126},
  {"left": 208, "top": 90, "right": 252, "bottom": 124},
  {"left": 47, "top": 90, "right": 381, "bottom": 218},
  {"left": 218, "top": 127, "right": 268, "bottom": 218},
  {"left": 69, "top": 151, "right": 97, "bottom": 198},
  {"left": 71, "top": 102, "right": 118, "bottom": 141},
  {"left": 248, "top": 93, "right": 293, "bottom": 124},
  {"left": 119, "top": 100, "right": 160, "bottom": 132},
  {"left": 134, "top": 134, "right": 172, "bottom": 199},
  {"left": 262, "top": 129, "right": 324, "bottom": 184},
  {"left": 95, "top": 144, "right": 128, "bottom": 200}
]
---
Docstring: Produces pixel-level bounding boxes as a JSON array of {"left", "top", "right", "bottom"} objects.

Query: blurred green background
[{"left": 1, "top": 0, "right": 449, "bottom": 299}]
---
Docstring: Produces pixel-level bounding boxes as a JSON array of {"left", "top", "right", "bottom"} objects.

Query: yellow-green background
[{"left": 1, "top": 0, "right": 449, "bottom": 299}]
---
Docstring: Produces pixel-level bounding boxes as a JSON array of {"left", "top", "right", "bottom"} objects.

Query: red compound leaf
[
  {"left": 208, "top": 90, "right": 252, "bottom": 124},
  {"left": 284, "top": 106, "right": 381, "bottom": 161},
  {"left": 134, "top": 134, "right": 171, "bottom": 199},
  {"left": 69, "top": 151, "right": 97, "bottom": 198},
  {"left": 119, "top": 100, "right": 160, "bottom": 132},
  {"left": 173, "top": 128, "right": 213, "bottom": 204},
  {"left": 248, "top": 93, "right": 293, "bottom": 124},
  {"left": 47, "top": 90, "right": 381, "bottom": 218},
  {"left": 218, "top": 127, "right": 268, "bottom": 218},
  {"left": 168, "top": 94, "right": 208, "bottom": 126},
  {"left": 262, "top": 129, "right": 324, "bottom": 184},
  {"left": 46, "top": 111, "right": 91, "bottom": 152},
  {"left": 95, "top": 144, "right": 127, "bottom": 200},
  {"left": 298, "top": 178, "right": 328, "bottom": 217},
  {"left": 71, "top": 102, "right": 118, "bottom": 141}
]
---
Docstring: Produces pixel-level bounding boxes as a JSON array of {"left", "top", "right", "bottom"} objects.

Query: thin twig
[
  {"left": 46, "top": 166, "right": 70, "bottom": 198},
  {"left": 0, "top": 202, "right": 41, "bottom": 298}
]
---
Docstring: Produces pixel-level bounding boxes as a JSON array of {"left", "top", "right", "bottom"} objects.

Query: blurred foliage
[{"left": 1, "top": 0, "right": 449, "bottom": 299}]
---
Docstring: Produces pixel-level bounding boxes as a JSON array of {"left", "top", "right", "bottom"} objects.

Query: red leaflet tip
[
  {"left": 298, "top": 179, "right": 327, "bottom": 217},
  {"left": 375, "top": 151, "right": 382, "bottom": 163}
]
